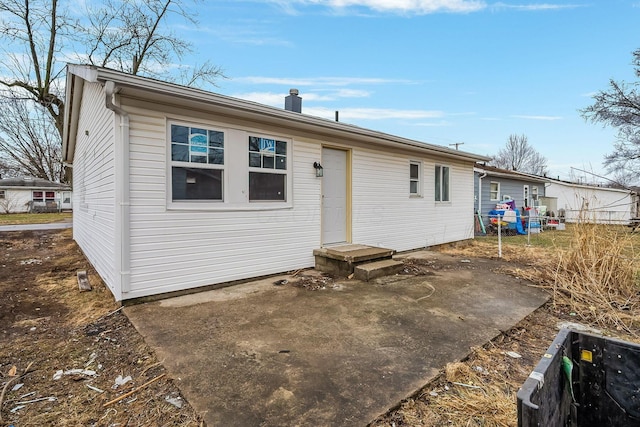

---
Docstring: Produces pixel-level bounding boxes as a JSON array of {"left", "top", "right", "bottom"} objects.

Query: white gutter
[
  {"left": 67, "top": 64, "right": 490, "bottom": 164},
  {"left": 104, "top": 81, "right": 131, "bottom": 297}
]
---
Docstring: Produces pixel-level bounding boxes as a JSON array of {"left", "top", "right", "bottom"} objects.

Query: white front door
[
  {"left": 321, "top": 147, "right": 348, "bottom": 245},
  {"left": 61, "top": 191, "right": 72, "bottom": 210}
]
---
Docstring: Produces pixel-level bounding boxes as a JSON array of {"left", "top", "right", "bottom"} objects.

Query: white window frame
[
  {"left": 168, "top": 121, "right": 225, "bottom": 204},
  {"left": 32, "top": 191, "right": 44, "bottom": 203},
  {"left": 532, "top": 186, "right": 539, "bottom": 201},
  {"left": 0, "top": 190, "right": 5, "bottom": 199},
  {"left": 523, "top": 184, "right": 530, "bottom": 208},
  {"left": 489, "top": 182, "right": 500, "bottom": 201},
  {"left": 248, "top": 134, "right": 289, "bottom": 203},
  {"left": 166, "top": 119, "right": 293, "bottom": 211},
  {"left": 435, "top": 164, "right": 450, "bottom": 203},
  {"left": 409, "top": 160, "right": 422, "bottom": 197}
]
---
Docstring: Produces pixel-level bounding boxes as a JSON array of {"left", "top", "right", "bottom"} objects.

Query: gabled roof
[
  {"left": 0, "top": 177, "right": 71, "bottom": 190},
  {"left": 63, "top": 64, "right": 491, "bottom": 164},
  {"left": 474, "top": 164, "right": 548, "bottom": 184}
]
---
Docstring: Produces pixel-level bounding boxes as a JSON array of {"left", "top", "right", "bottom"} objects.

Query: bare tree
[
  {"left": 491, "top": 134, "right": 548, "bottom": 175},
  {"left": 81, "top": 0, "right": 223, "bottom": 86},
  {"left": 0, "top": 0, "right": 224, "bottom": 181},
  {"left": 0, "top": 94, "right": 63, "bottom": 181},
  {"left": 581, "top": 49, "right": 640, "bottom": 180}
]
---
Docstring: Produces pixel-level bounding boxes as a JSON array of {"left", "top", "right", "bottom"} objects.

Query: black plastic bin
[{"left": 517, "top": 328, "right": 640, "bottom": 426}]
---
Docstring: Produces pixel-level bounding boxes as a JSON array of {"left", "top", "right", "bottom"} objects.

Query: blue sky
[{"left": 174, "top": 0, "right": 639, "bottom": 182}]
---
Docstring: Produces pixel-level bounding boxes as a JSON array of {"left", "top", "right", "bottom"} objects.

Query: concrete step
[
  {"left": 313, "top": 244, "right": 395, "bottom": 276},
  {"left": 354, "top": 259, "right": 404, "bottom": 282}
]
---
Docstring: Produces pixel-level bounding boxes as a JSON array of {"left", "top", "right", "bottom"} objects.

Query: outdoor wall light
[{"left": 313, "top": 162, "right": 324, "bottom": 177}]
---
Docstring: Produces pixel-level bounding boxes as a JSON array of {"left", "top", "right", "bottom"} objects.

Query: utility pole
[{"left": 449, "top": 142, "right": 464, "bottom": 150}]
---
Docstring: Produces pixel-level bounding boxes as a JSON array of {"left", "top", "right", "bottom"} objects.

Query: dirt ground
[
  {"left": 0, "top": 229, "right": 635, "bottom": 426},
  {"left": 0, "top": 229, "right": 204, "bottom": 426}
]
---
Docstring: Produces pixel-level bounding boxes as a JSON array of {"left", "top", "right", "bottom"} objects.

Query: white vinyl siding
[
  {"left": 72, "top": 82, "right": 118, "bottom": 296},
  {"left": 352, "top": 148, "right": 474, "bottom": 251},
  {"left": 545, "top": 182, "right": 633, "bottom": 224},
  {"left": 72, "top": 90, "right": 479, "bottom": 300},
  {"left": 0, "top": 189, "right": 31, "bottom": 213},
  {"left": 123, "top": 101, "right": 319, "bottom": 299}
]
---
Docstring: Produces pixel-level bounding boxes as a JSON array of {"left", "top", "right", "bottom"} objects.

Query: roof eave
[{"left": 67, "top": 65, "right": 490, "bottom": 164}]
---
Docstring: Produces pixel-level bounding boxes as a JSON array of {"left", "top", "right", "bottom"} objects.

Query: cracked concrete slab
[{"left": 125, "top": 251, "right": 548, "bottom": 426}]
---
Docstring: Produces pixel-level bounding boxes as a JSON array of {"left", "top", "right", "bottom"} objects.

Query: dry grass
[
  {"left": 549, "top": 223, "right": 640, "bottom": 335},
  {"left": 441, "top": 222, "right": 640, "bottom": 337}
]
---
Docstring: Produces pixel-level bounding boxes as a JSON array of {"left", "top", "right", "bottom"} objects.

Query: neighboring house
[
  {"left": 474, "top": 165, "right": 547, "bottom": 220},
  {"left": 62, "top": 64, "right": 489, "bottom": 301},
  {"left": 0, "top": 177, "right": 72, "bottom": 213},
  {"left": 545, "top": 178, "right": 636, "bottom": 224}
]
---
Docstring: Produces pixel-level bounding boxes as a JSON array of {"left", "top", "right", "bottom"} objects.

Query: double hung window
[
  {"left": 490, "top": 182, "right": 500, "bottom": 201},
  {"left": 248, "top": 136, "right": 287, "bottom": 201},
  {"left": 435, "top": 165, "right": 450, "bottom": 202},
  {"left": 170, "top": 124, "right": 224, "bottom": 201},
  {"left": 410, "top": 161, "right": 421, "bottom": 196}
]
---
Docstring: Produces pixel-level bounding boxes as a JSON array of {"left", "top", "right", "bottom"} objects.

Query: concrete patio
[{"left": 125, "top": 250, "right": 548, "bottom": 426}]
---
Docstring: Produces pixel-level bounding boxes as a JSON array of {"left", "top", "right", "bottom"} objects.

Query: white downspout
[
  {"left": 478, "top": 172, "right": 487, "bottom": 219},
  {"left": 105, "top": 81, "right": 131, "bottom": 297}
]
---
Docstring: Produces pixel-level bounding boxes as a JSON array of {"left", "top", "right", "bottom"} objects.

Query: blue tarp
[{"left": 488, "top": 209, "right": 527, "bottom": 235}]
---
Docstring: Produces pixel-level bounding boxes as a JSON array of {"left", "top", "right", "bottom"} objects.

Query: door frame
[{"left": 321, "top": 145, "right": 352, "bottom": 246}]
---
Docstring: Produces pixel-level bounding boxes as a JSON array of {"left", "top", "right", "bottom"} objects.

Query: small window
[
  {"left": 0, "top": 190, "right": 5, "bottom": 199},
  {"left": 170, "top": 123, "right": 224, "bottom": 201},
  {"left": 532, "top": 186, "right": 539, "bottom": 201},
  {"left": 490, "top": 182, "right": 499, "bottom": 201},
  {"left": 33, "top": 191, "right": 44, "bottom": 202},
  {"left": 523, "top": 185, "right": 530, "bottom": 208},
  {"left": 248, "top": 136, "right": 287, "bottom": 202},
  {"left": 435, "top": 165, "right": 450, "bottom": 202},
  {"left": 410, "top": 161, "right": 421, "bottom": 196},
  {"left": 45, "top": 191, "right": 55, "bottom": 202}
]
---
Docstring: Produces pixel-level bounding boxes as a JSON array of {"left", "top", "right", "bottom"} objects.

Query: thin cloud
[
  {"left": 511, "top": 115, "right": 563, "bottom": 121},
  {"left": 232, "top": 91, "right": 355, "bottom": 104},
  {"left": 235, "top": 76, "right": 414, "bottom": 86},
  {"left": 268, "top": 0, "right": 487, "bottom": 14},
  {"left": 304, "top": 106, "right": 445, "bottom": 120},
  {"left": 492, "top": 2, "right": 585, "bottom": 11}
]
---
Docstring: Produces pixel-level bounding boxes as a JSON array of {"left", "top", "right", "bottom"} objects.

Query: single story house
[
  {"left": 62, "top": 64, "right": 489, "bottom": 301},
  {"left": 0, "top": 177, "right": 72, "bottom": 213},
  {"left": 544, "top": 178, "right": 637, "bottom": 224},
  {"left": 474, "top": 165, "right": 547, "bottom": 220}
]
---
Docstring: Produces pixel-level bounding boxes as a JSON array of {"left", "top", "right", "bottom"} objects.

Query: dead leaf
[{"left": 8, "top": 365, "right": 17, "bottom": 376}]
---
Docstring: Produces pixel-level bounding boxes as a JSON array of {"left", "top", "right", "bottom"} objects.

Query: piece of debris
[
  {"left": 20, "top": 258, "right": 42, "bottom": 265},
  {"left": 273, "top": 279, "right": 288, "bottom": 286},
  {"left": 86, "top": 384, "right": 105, "bottom": 393},
  {"left": 165, "top": 394, "right": 184, "bottom": 409},
  {"left": 16, "top": 396, "right": 56, "bottom": 405},
  {"left": 103, "top": 374, "right": 166, "bottom": 407},
  {"left": 85, "top": 352, "right": 98, "bottom": 367},
  {"left": 429, "top": 391, "right": 438, "bottom": 397},
  {"left": 11, "top": 383, "right": 23, "bottom": 392},
  {"left": 460, "top": 259, "right": 471, "bottom": 263},
  {"left": 53, "top": 369, "right": 97, "bottom": 380},
  {"left": 77, "top": 270, "right": 92, "bottom": 291},
  {"left": 506, "top": 351, "right": 522, "bottom": 359},
  {"left": 112, "top": 375, "right": 132, "bottom": 389},
  {"left": 10, "top": 405, "right": 25, "bottom": 413},
  {"left": 8, "top": 366, "right": 17, "bottom": 377}
]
